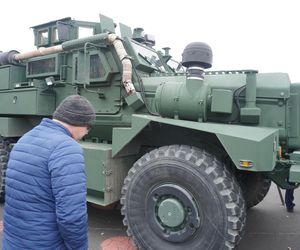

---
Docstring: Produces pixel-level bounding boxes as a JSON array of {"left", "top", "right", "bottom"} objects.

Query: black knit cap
[{"left": 53, "top": 95, "right": 96, "bottom": 126}]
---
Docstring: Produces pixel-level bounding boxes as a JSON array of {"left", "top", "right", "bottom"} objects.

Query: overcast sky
[{"left": 1, "top": 0, "right": 300, "bottom": 82}]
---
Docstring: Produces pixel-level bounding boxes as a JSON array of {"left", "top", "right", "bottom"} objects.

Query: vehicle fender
[{"left": 112, "top": 114, "right": 279, "bottom": 171}]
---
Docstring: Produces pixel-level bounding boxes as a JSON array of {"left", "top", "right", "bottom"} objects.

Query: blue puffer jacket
[{"left": 3, "top": 118, "right": 88, "bottom": 250}]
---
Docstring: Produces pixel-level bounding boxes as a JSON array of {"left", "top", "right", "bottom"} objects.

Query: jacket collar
[{"left": 40, "top": 118, "right": 72, "bottom": 137}]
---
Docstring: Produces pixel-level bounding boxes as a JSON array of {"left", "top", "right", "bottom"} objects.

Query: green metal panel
[
  {"left": 256, "top": 99, "right": 286, "bottom": 136},
  {"left": 288, "top": 93, "right": 299, "bottom": 138},
  {"left": 0, "top": 89, "right": 55, "bottom": 115},
  {"left": 288, "top": 83, "right": 300, "bottom": 149},
  {"left": 290, "top": 151, "right": 300, "bottom": 161},
  {"left": 0, "top": 65, "right": 26, "bottom": 90},
  {"left": 289, "top": 165, "right": 300, "bottom": 183},
  {"left": 0, "top": 117, "right": 33, "bottom": 137},
  {"left": 112, "top": 115, "right": 150, "bottom": 156},
  {"left": 240, "top": 106, "right": 261, "bottom": 124},
  {"left": 119, "top": 23, "right": 132, "bottom": 39},
  {"left": 83, "top": 142, "right": 107, "bottom": 193},
  {"left": 205, "top": 72, "right": 290, "bottom": 99},
  {"left": 99, "top": 14, "right": 115, "bottom": 33},
  {"left": 113, "top": 114, "right": 279, "bottom": 172},
  {"left": 0, "top": 67, "right": 10, "bottom": 90},
  {"left": 81, "top": 142, "right": 134, "bottom": 206},
  {"left": 80, "top": 83, "right": 121, "bottom": 114},
  {"left": 288, "top": 152, "right": 300, "bottom": 182},
  {"left": 125, "top": 92, "right": 144, "bottom": 110},
  {"left": 211, "top": 89, "right": 233, "bottom": 113},
  {"left": 217, "top": 127, "right": 277, "bottom": 171}
]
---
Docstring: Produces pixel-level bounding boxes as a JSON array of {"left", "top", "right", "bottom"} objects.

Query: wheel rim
[
  {"left": 146, "top": 183, "right": 201, "bottom": 243},
  {"left": 157, "top": 198, "right": 185, "bottom": 227}
]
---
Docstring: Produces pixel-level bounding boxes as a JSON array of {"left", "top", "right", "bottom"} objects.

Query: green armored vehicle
[{"left": 0, "top": 14, "right": 299, "bottom": 249}]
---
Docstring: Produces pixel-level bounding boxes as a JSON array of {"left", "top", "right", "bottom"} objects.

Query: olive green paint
[
  {"left": 113, "top": 114, "right": 278, "bottom": 172},
  {"left": 0, "top": 88, "right": 55, "bottom": 115},
  {"left": 0, "top": 14, "right": 299, "bottom": 209},
  {"left": 0, "top": 117, "right": 32, "bottom": 137},
  {"left": 81, "top": 142, "right": 134, "bottom": 206}
]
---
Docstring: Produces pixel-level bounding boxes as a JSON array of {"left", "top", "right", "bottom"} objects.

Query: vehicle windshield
[
  {"left": 131, "top": 41, "right": 166, "bottom": 72},
  {"left": 167, "top": 59, "right": 185, "bottom": 73}
]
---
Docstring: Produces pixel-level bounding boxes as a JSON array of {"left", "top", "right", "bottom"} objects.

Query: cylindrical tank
[
  {"left": 154, "top": 41, "right": 212, "bottom": 122},
  {"left": 155, "top": 78, "right": 211, "bottom": 122}
]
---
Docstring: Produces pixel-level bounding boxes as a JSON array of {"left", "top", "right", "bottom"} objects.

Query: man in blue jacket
[{"left": 3, "top": 95, "right": 96, "bottom": 250}]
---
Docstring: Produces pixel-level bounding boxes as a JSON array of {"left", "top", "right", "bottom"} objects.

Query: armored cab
[{"left": 0, "top": 14, "right": 299, "bottom": 250}]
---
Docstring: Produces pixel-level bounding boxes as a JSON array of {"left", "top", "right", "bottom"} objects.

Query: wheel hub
[
  {"left": 157, "top": 198, "right": 185, "bottom": 227},
  {"left": 146, "top": 183, "right": 201, "bottom": 243}
]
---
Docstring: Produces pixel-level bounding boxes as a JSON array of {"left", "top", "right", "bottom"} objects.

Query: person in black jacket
[{"left": 285, "top": 188, "right": 295, "bottom": 213}]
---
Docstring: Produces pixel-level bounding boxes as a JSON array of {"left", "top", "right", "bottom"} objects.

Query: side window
[
  {"left": 28, "top": 58, "right": 56, "bottom": 75},
  {"left": 78, "top": 27, "right": 94, "bottom": 39},
  {"left": 38, "top": 29, "right": 49, "bottom": 45},
  {"left": 90, "top": 54, "right": 106, "bottom": 79},
  {"left": 73, "top": 50, "right": 114, "bottom": 84}
]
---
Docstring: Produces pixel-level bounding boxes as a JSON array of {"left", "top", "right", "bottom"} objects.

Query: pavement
[{"left": 0, "top": 184, "right": 299, "bottom": 250}]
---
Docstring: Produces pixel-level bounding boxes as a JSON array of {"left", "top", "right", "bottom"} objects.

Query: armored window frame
[
  {"left": 72, "top": 50, "right": 113, "bottom": 84},
  {"left": 37, "top": 29, "right": 50, "bottom": 46},
  {"left": 26, "top": 54, "right": 62, "bottom": 78},
  {"left": 123, "top": 37, "right": 166, "bottom": 73}
]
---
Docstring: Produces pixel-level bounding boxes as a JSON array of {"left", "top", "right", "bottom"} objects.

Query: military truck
[{"left": 0, "top": 14, "right": 299, "bottom": 249}]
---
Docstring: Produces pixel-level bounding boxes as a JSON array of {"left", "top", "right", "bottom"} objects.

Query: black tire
[
  {"left": 236, "top": 171, "right": 271, "bottom": 209},
  {"left": 0, "top": 136, "right": 16, "bottom": 202},
  {"left": 121, "top": 145, "right": 246, "bottom": 250}
]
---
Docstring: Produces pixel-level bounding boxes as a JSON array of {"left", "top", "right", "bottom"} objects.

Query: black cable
[
  {"left": 234, "top": 84, "right": 246, "bottom": 111},
  {"left": 231, "top": 85, "right": 246, "bottom": 122},
  {"left": 207, "top": 85, "right": 246, "bottom": 124}
]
